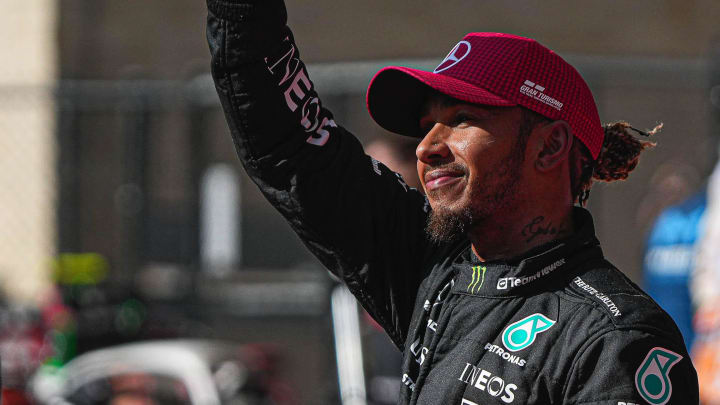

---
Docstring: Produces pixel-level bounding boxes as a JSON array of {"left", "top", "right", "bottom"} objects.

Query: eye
[
  {"left": 418, "top": 119, "right": 435, "bottom": 137},
  {"left": 452, "top": 112, "right": 476, "bottom": 126}
]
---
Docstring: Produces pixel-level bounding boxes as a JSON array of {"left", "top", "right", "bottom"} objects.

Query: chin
[
  {"left": 425, "top": 196, "right": 479, "bottom": 244},
  {"left": 426, "top": 188, "right": 470, "bottom": 211}
]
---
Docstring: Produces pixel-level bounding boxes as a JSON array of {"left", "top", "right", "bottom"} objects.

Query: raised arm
[{"left": 206, "top": 0, "right": 432, "bottom": 347}]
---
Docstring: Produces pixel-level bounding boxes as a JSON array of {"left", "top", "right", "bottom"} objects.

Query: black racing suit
[{"left": 206, "top": 1, "right": 699, "bottom": 403}]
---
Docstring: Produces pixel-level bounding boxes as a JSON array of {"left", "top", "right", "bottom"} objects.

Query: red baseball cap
[{"left": 366, "top": 33, "right": 604, "bottom": 159}]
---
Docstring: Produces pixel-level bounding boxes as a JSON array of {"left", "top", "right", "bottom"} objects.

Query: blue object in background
[{"left": 643, "top": 189, "right": 707, "bottom": 349}]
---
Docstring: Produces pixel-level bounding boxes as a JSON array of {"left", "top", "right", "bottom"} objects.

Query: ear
[{"left": 534, "top": 121, "right": 574, "bottom": 172}]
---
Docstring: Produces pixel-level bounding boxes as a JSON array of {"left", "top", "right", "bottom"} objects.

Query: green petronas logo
[
  {"left": 467, "top": 266, "right": 487, "bottom": 294},
  {"left": 635, "top": 347, "right": 682, "bottom": 405},
  {"left": 502, "top": 313, "right": 555, "bottom": 352}
]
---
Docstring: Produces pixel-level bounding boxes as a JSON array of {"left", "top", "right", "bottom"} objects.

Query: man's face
[{"left": 416, "top": 94, "right": 530, "bottom": 242}]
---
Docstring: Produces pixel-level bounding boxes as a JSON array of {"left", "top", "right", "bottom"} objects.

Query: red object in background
[
  {"left": 2, "top": 388, "right": 33, "bottom": 405},
  {"left": 0, "top": 312, "right": 53, "bottom": 402},
  {"left": 0, "top": 287, "right": 77, "bottom": 404}
]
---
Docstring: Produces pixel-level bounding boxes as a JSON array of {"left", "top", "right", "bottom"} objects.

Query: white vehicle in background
[{"left": 29, "top": 340, "right": 280, "bottom": 405}]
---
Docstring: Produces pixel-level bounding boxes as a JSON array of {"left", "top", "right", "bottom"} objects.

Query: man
[{"left": 206, "top": 0, "right": 699, "bottom": 403}]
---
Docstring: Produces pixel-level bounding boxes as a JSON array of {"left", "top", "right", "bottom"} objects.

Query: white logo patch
[
  {"left": 458, "top": 363, "right": 518, "bottom": 403},
  {"left": 266, "top": 38, "right": 336, "bottom": 146},
  {"left": 519, "top": 79, "right": 563, "bottom": 111},
  {"left": 434, "top": 41, "right": 472, "bottom": 73},
  {"left": 573, "top": 276, "right": 622, "bottom": 317}
]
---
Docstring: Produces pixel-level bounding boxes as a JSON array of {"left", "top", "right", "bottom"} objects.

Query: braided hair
[{"left": 571, "top": 121, "right": 659, "bottom": 206}]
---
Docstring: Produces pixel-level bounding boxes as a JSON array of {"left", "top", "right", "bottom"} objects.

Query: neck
[{"left": 469, "top": 204, "right": 575, "bottom": 262}]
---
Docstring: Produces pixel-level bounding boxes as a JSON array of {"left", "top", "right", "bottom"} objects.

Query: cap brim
[{"left": 366, "top": 66, "right": 516, "bottom": 137}]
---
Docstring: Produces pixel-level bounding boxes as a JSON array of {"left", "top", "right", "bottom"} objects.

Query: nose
[{"left": 416, "top": 123, "right": 451, "bottom": 165}]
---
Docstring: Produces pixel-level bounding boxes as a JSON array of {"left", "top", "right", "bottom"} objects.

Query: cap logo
[
  {"left": 520, "top": 79, "right": 563, "bottom": 111},
  {"left": 433, "top": 41, "right": 472, "bottom": 73}
]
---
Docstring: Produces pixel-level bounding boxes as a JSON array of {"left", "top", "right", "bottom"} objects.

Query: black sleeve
[
  {"left": 563, "top": 329, "right": 699, "bottom": 404},
  {"left": 206, "top": 0, "right": 432, "bottom": 348}
]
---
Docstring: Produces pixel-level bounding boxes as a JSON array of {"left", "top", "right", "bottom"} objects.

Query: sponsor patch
[
  {"left": 519, "top": 79, "right": 563, "bottom": 110},
  {"left": 484, "top": 343, "right": 526, "bottom": 367},
  {"left": 265, "top": 37, "right": 337, "bottom": 146},
  {"left": 497, "top": 259, "right": 565, "bottom": 290},
  {"left": 370, "top": 157, "right": 382, "bottom": 175},
  {"left": 401, "top": 373, "right": 416, "bottom": 391},
  {"left": 502, "top": 313, "right": 555, "bottom": 352},
  {"left": 458, "top": 363, "right": 517, "bottom": 403},
  {"left": 573, "top": 276, "right": 622, "bottom": 317},
  {"left": 467, "top": 266, "right": 487, "bottom": 293},
  {"left": 409, "top": 338, "right": 429, "bottom": 366},
  {"left": 635, "top": 347, "right": 682, "bottom": 405}
]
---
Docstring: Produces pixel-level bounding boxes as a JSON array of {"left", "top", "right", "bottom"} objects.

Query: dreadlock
[{"left": 572, "top": 121, "right": 660, "bottom": 206}]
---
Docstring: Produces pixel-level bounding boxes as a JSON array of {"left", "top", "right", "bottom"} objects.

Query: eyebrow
[
  {"left": 421, "top": 95, "right": 495, "bottom": 118},
  {"left": 422, "top": 94, "right": 463, "bottom": 113},
  {"left": 436, "top": 95, "right": 465, "bottom": 109}
]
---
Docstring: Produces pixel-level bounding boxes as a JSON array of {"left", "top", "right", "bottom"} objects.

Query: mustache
[{"left": 423, "top": 162, "right": 468, "bottom": 177}]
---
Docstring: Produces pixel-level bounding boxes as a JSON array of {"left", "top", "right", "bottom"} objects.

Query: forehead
[
  {"left": 420, "top": 92, "right": 502, "bottom": 116},
  {"left": 419, "top": 92, "right": 515, "bottom": 121},
  {"left": 421, "top": 92, "right": 464, "bottom": 114}
]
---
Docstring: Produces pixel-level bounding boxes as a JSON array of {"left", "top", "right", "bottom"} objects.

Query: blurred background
[{"left": 2, "top": 0, "right": 720, "bottom": 404}]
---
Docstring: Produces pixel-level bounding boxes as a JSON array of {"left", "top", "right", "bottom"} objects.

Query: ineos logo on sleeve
[{"left": 433, "top": 41, "right": 472, "bottom": 73}]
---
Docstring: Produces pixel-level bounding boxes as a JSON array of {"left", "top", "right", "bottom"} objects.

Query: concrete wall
[{"left": 0, "top": 1, "right": 57, "bottom": 303}]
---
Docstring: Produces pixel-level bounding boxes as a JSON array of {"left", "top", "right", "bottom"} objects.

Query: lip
[{"left": 424, "top": 169, "right": 465, "bottom": 191}]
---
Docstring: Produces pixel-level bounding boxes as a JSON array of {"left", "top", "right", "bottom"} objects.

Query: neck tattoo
[{"left": 521, "top": 216, "right": 568, "bottom": 243}]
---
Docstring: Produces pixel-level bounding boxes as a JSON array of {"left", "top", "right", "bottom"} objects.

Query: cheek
[
  {"left": 459, "top": 143, "right": 487, "bottom": 172},
  {"left": 451, "top": 127, "right": 496, "bottom": 155},
  {"left": 449, "top": 129, "right": 478, "bottom": 154},
  {"left": 462, "top": 143, "right": 512, "bottom": 179}
]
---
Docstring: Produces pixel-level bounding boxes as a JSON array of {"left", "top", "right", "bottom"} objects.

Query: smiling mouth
[{"left": 424, "top": 169, "right": 465, "bottom": 192}]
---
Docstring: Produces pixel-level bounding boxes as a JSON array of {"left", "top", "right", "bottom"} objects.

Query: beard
[
  {"left": 425, "top": 138, "right": 526, "bottom": 244},
  {"left": 425, "top": 204, "right": 474, "bottom": 244}
]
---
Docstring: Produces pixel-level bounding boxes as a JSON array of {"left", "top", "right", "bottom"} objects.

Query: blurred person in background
[
  {"left": 365, "top": 137, "right": 422, "bottom": 191},
  {"left": 642, "top": 181, "right": 706, "bottom": 350},
  {"left": 644, "top": 154, "right": 720, "bottom": 405},
  {"left": 689, "top": 155, "right": 720, "bottom": 404},
  {"left": 642, "top": 77, "right": 720, "bottom": 403},
  {"left": 642, "top": 173, "right": 711, "bottom": 402},
  {"left": 206, "top": 0, "right": 699, "bottom": 403}
]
